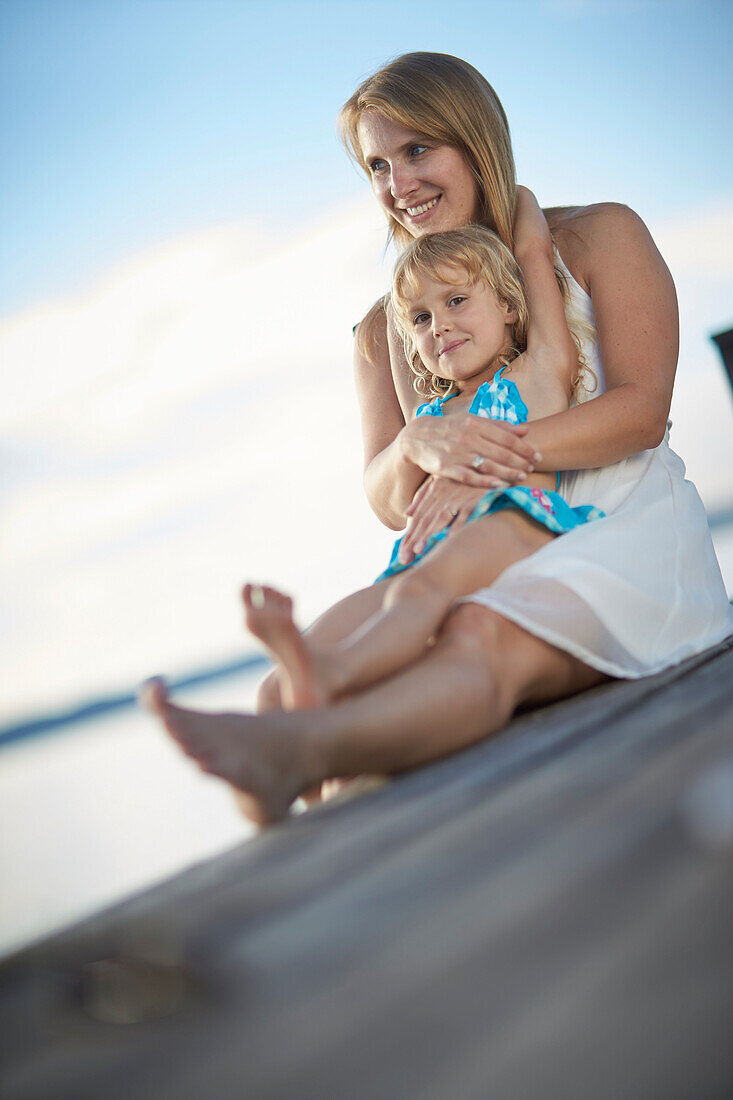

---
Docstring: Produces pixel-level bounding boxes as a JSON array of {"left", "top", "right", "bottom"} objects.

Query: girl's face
[
  {"left": 405, "top": 267, "right": 517, "bottom": 390},
  {"left": 357, "top": 113, "right": 479, "bottom": 238}
]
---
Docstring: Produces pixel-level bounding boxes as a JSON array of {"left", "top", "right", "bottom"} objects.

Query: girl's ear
[{"left": 502, "top": 299, "right": 519, "bottom": 325}]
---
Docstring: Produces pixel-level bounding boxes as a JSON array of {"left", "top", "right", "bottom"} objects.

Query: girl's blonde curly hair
[
  {"left": 391, "top": 225, "right": 594, "bottom": 400},
  {"left": 391, "top": 226, "right": 526, "bottom": 398}
]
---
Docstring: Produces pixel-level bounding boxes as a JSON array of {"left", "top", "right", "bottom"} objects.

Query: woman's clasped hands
[
  {"left": 397, "top": 414, "right": 542, "bottom": 564},
  {"left": 398, "top": 477, "right": 484, "bottom": 563},
  {"left": 400, "top": 407, "right": 539, "bottom": 488}
]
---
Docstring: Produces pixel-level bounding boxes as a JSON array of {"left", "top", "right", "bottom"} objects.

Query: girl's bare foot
[
  {"left": 140, "top": 678, "right": 317, "bottom": 826},
  {"left": 242, "top": 585, "right": 359, "bottom": 806},
  {"left": 242, "top": 584, "right": 333, "bottom": 708}
]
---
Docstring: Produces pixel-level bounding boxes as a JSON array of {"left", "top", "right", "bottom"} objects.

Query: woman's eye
[
  {"left": 369, "top": 159, "right": 387, "bottom": 174},
  {"left": 410, "top": 144, "right": 428, "bottom": 157}
]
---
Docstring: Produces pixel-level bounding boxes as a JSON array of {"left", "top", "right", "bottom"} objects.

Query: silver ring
[{"left": 471, "top": 454, "right": 483, "bottom": 470}]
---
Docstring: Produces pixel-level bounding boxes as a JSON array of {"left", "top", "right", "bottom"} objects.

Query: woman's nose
[{"left": 390, "top": 162, "right": 419, "bottom": 200}]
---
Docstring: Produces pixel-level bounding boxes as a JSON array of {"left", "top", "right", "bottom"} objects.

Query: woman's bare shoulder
[
  {"left": 544, "top": 203, "right": 660, "bottom": 292},
  {"left": 545, "top": 201, "right": 645, "bottom": 232}
]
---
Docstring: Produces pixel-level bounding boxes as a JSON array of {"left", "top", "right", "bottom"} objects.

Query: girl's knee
[{"left": 384, "top": 564, "right": 450, "bottom": 613}]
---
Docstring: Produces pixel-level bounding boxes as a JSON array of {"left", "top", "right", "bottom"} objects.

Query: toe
[{"left": 139, "top": 677, "right": 168, "bottom": 714}]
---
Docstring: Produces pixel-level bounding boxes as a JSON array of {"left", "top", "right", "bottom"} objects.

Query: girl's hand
[
  {"left": 401, "top": 412, "right": 540, "bottom": 488},
  {"left": 399, "top": 477, "right": 493, "bottom": 564}
]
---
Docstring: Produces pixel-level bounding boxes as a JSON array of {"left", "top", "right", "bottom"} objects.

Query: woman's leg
[{"left": 142, "top": 604, "right": 606, "bottom": 825}]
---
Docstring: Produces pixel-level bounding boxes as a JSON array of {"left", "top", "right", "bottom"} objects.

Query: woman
[{"left": 143, "top": 53, "right": 732, "bottom": 825}]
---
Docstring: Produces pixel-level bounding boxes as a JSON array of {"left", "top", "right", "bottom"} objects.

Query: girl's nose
[{"left": 432, "top": 315, "right": 453, "bottom": 336}]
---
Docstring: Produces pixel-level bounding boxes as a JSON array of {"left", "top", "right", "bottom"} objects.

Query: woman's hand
[
  {"left": 400, "top": 412, "right": 540, "bottom": 488},
  {"left": 398, "top": 476, "right": 493, "bottom": 564}
]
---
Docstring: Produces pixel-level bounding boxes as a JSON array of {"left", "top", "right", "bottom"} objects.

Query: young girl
[{"left": 237, "top": 221, "right": 604, "bottom": 712}]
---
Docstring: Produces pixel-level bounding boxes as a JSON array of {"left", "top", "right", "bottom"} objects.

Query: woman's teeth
[{"left": 406, "top": 197, "right": 439, "bottom": 216}]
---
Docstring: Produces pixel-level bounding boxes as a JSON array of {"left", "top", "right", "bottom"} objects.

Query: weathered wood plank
[{"left": 2, "top": 637, "right": 733, "bottom": 1099}]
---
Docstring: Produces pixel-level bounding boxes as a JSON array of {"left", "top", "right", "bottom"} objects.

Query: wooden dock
[{"left": 2, "top": 636, "right": 733, "bottom": 1099}]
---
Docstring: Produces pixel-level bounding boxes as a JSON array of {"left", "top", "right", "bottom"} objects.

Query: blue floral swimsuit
[{"left": 376, "top": 366, "right": 605, "bottom": 582}]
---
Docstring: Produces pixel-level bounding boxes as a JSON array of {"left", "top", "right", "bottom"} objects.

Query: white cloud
[{"left": 0, "top": 198, "right": 395, "bottom": 719}]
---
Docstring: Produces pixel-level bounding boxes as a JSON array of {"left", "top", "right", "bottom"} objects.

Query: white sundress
[{"left": 462, "top": 254, "right": 733, "bottom": 679}]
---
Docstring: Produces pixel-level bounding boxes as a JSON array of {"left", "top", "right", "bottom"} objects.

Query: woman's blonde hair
[
  {"left": 391, "top": 226, "right": 527, "bottom": 398},
  {"left": 339, "top": 52, "right": 516, "bottom": 251}
]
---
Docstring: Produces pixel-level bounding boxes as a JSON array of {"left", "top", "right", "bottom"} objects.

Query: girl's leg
[
  {"left": 315, "top": 510, "right": 553, "bottom": 698},
  {"left": 255, "top": 510, "right": 551, "bottom": 710},
  {"left": 252, "top": 578, "right": 394, "bottom": 712},
  {"left": 141, "top": 604, "right": 605, "bottom": 825}
]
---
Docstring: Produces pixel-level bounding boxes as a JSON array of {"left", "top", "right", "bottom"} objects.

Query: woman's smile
[
  {"left": 400, "top": 196, "right": 441, "bottom": 223},
  {"left": 357, "top": 113, "right": 479, "bottom": 237}
]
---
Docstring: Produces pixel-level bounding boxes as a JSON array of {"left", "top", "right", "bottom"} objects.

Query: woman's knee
[
  {"left": 436, "top": 603, "right": 529, "bottom": 709},
  {"left": 440, "top": 602, "right": 603, "bottom": 708},
  {"left": 439, "top": 602, "right": 513, "bottom": 657}
]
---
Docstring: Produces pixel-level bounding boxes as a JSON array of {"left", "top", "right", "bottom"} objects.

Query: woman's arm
[
  {"left": 525, "top": 202, "right": 678, "bottom": 468},
  {"left": 354, "top": 300, "right": 422, "bottom": 530}
]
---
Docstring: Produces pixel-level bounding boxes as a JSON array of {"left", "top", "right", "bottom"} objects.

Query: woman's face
[{"left": 357, "top": 112, "right": 480, "bottom": 238}]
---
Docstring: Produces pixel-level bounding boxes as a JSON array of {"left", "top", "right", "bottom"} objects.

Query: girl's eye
[
  {"left": 449, "top": 295, "right": 466, "bottom": 307},
  {"left": 412, "top": 312, "right": 430, "bottom": 326}
]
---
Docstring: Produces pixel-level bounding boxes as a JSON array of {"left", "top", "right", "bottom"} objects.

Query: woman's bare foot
[
  {"left": 242, "top": 584, "right": 334, "bottom": 708},
  {"left": 140, "top": 678, "right": 317, "bottom": 826}
]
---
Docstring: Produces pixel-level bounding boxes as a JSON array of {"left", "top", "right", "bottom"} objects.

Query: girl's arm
[{"left": 513, "top": 185, "right": 578, "bottom": 394}]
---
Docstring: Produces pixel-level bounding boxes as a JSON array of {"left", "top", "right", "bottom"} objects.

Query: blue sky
[{"left": 2, "top": 0, "right": 732, "bottom": 317}]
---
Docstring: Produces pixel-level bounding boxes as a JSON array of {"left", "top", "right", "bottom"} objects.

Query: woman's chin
[{"left": 408, "top": 213, "right": 468, "bottom": 238}]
